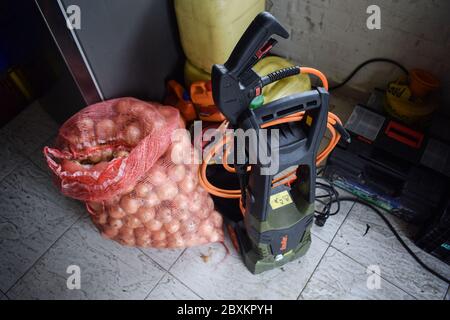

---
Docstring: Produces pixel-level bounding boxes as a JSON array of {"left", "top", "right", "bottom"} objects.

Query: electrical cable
[
  {"left": 313, "top": 174, "right": 450, "bottom": 284},
  {"left": 329, "top": 58, "right": 409, "bottom": 91}
]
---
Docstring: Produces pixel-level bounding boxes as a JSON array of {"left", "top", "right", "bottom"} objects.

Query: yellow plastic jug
[
  {"left": 174, "top": 0, "right": 266, "bottom": 73},
  {"left": 185, "top": 56, "right": 311, "bottom": 103}
]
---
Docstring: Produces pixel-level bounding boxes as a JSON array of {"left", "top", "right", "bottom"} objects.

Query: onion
[
  {"left": 136, "top": 237, "right": 151, "bottom": 247},
  {"left": 164, "top": 219, "right": 180, "bottom": 234},
  {"left": 109, "top": 205, "right": 126, "bottom": 219},
  {"left": 197, "top": 207, "right": 210, "bottom": 220},
  {"left": 169, "top": 142, "right": 186, "bottom": 165},
  {"left": 124, "top": 124, "right": 142, "bottom": 145},
  {"left": 173, "top": 193, "right": 189, "bottom": 211},
  {"left": 93, "top": 213, "right": 108, "bottom": 225},
  {"left": 156, "top": 181, "right": 178, "bottom": 201},
  {"left": 167, "top": 233, "right": 184, "bottom": 248},
  {"left": 152, "top": 117, "right": 166, "bottom": 132},
  {"left": 114, "top": 150, "right": 129, "bottom": 158},
  {"left": 152, "top": 240, "right": 167, "bottom": 248},
  {"left": 136, "top": 206, "right": 155, "bottom": 223},
  {"left": 125, "top": 216, "right": 142, "bottom": 229},
  {"left": 130, "top": 103, "right": 146, "bottom": 114},
  {"left": 87, "top": 201, "right": 102, "bottom": 213},
  {"left": 119, "top": 236, "right": 135, "bottom": 246},
  {"left": 152, "top": 230, "right": 166, "bottom": 241},
  {"left": 134, "top": 227, "right": 150, "bottom": 241},
  {"left": 77, "top": 118, "right": 95, "bottom": 131},
  {"left": 180, "top": 217, "right": 200, "bottom": 234},
  {"left": 168, "top": 165, "right": 186, "bottom": 182},
  {"left": 208, "top": 231, "right": 221, "bottom": 243},
  {"left": 179, "top": 174, "right": 195, "bottom": 193},
  {"left": 156, "top": 208, "right": 173, "bottom": 224},
  {"left": 145, "top": 219, "right": 162, "bottom": 231},
  {"left": 145, "top": 192, "right": 161, "bottom": 207},
  {"left": 120, "top": 195, "right": 140, "bottom": 214},
  {"left": 119, "top": 226, "right": 134, "bottom": 238},
  {"left": 96, "top": 119, "right": 116, "bottom": 141},
  {"left": 88, "top": 150, "right": 103, "bottom": 164},
  {"left": 210, "top": 210, "right": 223, "bottom": 228},
  {"left": 205, "top": 197, "right": 214, "bottom": 211},
  {"left": 101, "top": 226, "right": 118, "bottom": 239},
  {"left": 77, "top": 118, "right": 96, "bottom": 143},
  {"left": 188, "top": 192, "right": 203, "bottom": 212},
  {"left": 198, "top": 219, "right": 214, "bottom": 238},
  {"left": 176, "top": 210, "right": 190, "bottom": 221},
  {"left": 148, "top": 169, "right": 167, "bottom": 187},
  {"left": 115, "top": 100, "right": 131, "bottom": 113},
  {"left": 108, "top": 218, "right": 124, "bottom": 230},
  {"left": 135, "top": 183, "right": 151, "bottom": 198},
  {"left": 101, "top": 149, "right": 113, "bottom": 161},
  {"left": 183, "top": 234, "right": 198, "bottom": 247}
]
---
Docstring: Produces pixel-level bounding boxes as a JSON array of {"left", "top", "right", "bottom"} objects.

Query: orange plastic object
[
  {"left": 409, "top": 69, "right": 440, "bottom": 98},
  {"left": 165, "top": 80, "right": 197, "bottom": 123},
  {"left": 191, "top": 81, "right": 226, "bottom": 122}
]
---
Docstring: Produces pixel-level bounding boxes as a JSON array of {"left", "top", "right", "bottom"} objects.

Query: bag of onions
[{"left": 44, "top": 97, "right": 223, "bottom": 248}]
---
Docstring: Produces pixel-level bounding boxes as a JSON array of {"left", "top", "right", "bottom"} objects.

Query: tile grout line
[
  {"left": 330, "top": 244, "right": 418, "bottom": 300},
  {"left": 168, "top": 271, "right": 204, "bottom": 300},
  {"left": 330, "top": 203, "right": 446, "bottom": 299},
  {"left": 0, "top": 132, "right": 56, "bottom": 185},
  {"left": 141, "top": 248, "right": 187, "bottom": 300},
  {"left": 296, "top": 201, "right": 356, "bottom": 300},
  {"left": 327, "top": 194, "right": 419, "bottom": 299},
  {"left": 4, "top": 214, "right": 84, "bottom": 295}
]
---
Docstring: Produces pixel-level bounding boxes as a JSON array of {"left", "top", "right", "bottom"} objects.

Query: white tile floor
[{"left": 0, "top": 99, "right": 448, "bottom": 300}]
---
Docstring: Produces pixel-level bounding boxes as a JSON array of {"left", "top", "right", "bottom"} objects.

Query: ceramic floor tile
[
  {"left": 0, "top": 101, "right": 58, "bottom": 157},
  {"left": 8, "top": 217, "right": 165, "bottom": 300},
  {"left": 140, "top": 248, "right": 185, "bottom": 270},
  {"left": 332, "top": 203, "right": 450, "bottom": 300},
  {"left": 28, "top": 136, "right": 56, "bottom": 175},
  {"left": 170, "top": 234, "right": 328, "bottom": 300},
  {"left": 311, "top": 184, "right": 355, "bottom": 243},
  {"left": 0, "top": 161, "right": 85, "bottom": 292},
  {"left": 0, "top": 291, "right": 7, "bottom": 300},
  {"left": 146, "top": 273, "right": 201, "bottom": 300},
  {"left": 0, "top": 136, "right": 28, "bottom": 182},
  {"left": 445, "top": 287, "right": 449, "bottom": 300},
  {"left": 299, "top": 247, "right": 415, "bottom": 300}
]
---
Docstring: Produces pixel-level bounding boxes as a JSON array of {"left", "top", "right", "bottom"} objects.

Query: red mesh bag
[{"left": 44, "top": 97, "right": 223, "bottom": 248}]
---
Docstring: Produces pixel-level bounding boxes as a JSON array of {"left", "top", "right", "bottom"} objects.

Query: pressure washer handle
[{"left": 225, "top": 12, "right": 289, "bottom": 77}]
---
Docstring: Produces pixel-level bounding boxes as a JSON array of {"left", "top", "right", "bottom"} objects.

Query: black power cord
[
  {"left": 314, "top": 177, "right": 450, "bottom": 284},
  {"left": 329, "top": 58, "right": 409, "bottom": 91}
]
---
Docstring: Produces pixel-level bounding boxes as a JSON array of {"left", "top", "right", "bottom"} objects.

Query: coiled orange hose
[{"left": 198, "top": 67, "right": 342, "bottom": 200}]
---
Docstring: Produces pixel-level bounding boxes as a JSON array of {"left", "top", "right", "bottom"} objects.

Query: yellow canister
[{"left": 174, "top": 0, "right": 266, "bottom": 73}]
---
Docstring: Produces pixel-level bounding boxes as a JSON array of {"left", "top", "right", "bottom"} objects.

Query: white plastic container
[{"left": 174, "top": 0, "right": 266, "bottom": 73}]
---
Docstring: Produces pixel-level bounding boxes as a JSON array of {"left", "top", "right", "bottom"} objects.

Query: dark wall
[{"left": 59, "top": 0, "right": 184, "bottom": 101}]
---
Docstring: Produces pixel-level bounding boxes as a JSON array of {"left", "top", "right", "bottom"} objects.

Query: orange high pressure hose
[{"left": 198, "top": 67, "right": 343, "bottom": 200}]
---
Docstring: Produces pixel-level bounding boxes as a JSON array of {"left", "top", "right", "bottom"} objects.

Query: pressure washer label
[{"left": 270, "top": 191, "right": 293, "bottom": 210}]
